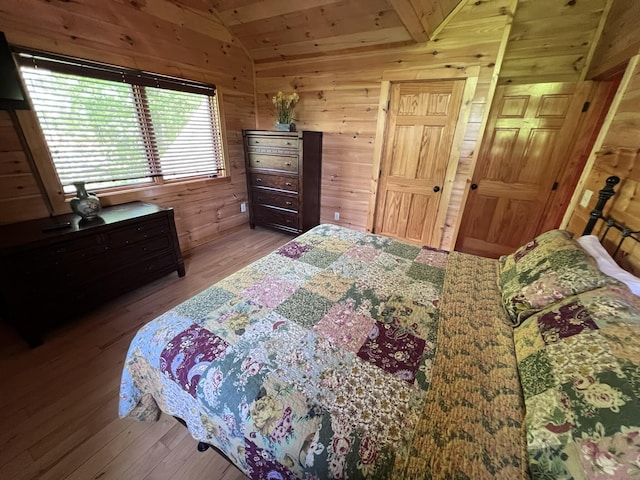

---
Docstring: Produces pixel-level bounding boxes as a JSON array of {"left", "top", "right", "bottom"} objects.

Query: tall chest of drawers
[
  {"left": 0, "top": 202, "right": 185, "bottom": 346},
  {"left": 243, "top": 130, "right": 322, "bottom": 234}
]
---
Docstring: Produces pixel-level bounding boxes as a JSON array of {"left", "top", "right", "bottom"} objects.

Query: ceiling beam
[
  {"left": 430, "top": 0, "right": 466, "bottom": 41},
  {"left": 388, "top": 0, "right": 430, "bottom": 43}
]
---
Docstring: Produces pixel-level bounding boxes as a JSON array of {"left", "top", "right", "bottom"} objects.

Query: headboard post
[{"left": 582, "top": 176, "right": 620, "bottom": 236}]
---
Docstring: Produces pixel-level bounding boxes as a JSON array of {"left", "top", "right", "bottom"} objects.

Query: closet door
[
  {"left": 374, "top": 80, "right": 465, "bottom": 246},
  {"left": 456, "top": 82, "right": 596, "bottom": 258}
]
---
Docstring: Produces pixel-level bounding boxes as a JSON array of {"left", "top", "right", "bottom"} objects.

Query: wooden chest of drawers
[
  {"left": 243, "top": 130, "right": 322, "bottom": 234},
  {"left": 0, "top": 202, "right": 185, "bottom": 346}
]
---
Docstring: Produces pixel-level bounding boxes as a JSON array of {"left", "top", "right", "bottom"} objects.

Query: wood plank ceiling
[
  {"left": 193, "top": 0, "right": 611, "bottom": 81},
  {"left": 209, "top": 0, "right": 463, "bottom": 62},
  {"left": 499, "top": 0, "right": 611, "bottom": 84}
]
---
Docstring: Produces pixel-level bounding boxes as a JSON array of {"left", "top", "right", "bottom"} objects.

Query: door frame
[{"left": 366, "top": 66, "right": 480, "bottom": 247}]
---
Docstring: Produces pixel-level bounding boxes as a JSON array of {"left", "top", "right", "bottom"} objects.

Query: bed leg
[{"left": 197, "top": 442, "right": 210, "bottom": 452}]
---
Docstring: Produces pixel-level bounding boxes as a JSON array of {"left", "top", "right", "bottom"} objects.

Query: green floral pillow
[
  {"left": 513, "top": 285, "right": 640, "bottom": 479},
  {"left": 498, "top": 229, "right": 623, "bottom": 325}
]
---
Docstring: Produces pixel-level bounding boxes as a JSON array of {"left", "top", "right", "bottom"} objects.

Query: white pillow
[{"left": 577, "top": 235, "right": 640, "bottom": 295}]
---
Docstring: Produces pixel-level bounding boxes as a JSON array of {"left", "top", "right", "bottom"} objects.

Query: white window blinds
[{"left": 16, "top": 50, "right": 225, "bottom": 193}]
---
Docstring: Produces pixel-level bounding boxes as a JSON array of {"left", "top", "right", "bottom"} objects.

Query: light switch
[{"left": 580, "top": 189, "right": 593, "bottom": 208}]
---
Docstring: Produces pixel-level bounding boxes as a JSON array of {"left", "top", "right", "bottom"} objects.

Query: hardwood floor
[{"left": 0, "top": 226, "right": 293, "bottom": 480}]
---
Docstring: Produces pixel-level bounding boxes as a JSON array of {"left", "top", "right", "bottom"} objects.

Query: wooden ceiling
[
  {"left": 196, "top": 0, "right": 613, "bottom": 81},
  {"left": 499, "top": 0, "right": 611, "bottom": 84},
  {"left": 208, "top": 0, "right": 463, "bottom": 62}
]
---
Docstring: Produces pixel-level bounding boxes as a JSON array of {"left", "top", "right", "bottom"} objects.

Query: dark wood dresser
[
  {"left": 0, "top": 202, "right": 185, "bottom": 347},
  {"left": 243, "top": 130, "right": 322, "bottom": 234}
]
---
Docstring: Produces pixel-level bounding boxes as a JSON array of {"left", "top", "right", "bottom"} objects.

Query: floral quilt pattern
[
  {"left": 514, "top": 285, "right": 640, "bottom": 479},
  {"left": 498, "top": 230, "right": 623, "bottom": 325},
  {"left": 119, "top": 224, "right": 450, "bottom": 479}
]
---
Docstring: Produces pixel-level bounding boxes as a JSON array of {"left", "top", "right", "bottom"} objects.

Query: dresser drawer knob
[
  {"left": 142, "top": 246, "right": 148, "bottom": 252},
  {"left": 286, "top": 201, "right": 292, "bottom": 205},
  {"left": 285, "top": 182, "right": 292, "bottom": 187},
  {"left": 286, "top": 142, "right": 291, "bottom": 145},
  {"left": 255, "top": 159, "right": 260, "bottom": 163},
  {"left": 256, "top": 178, "right": 263, "bottom": 183},
  {"left": 285, "top": 162, "right": 291, "bottom": 167},
  {"left": 137, "top": 227, "right": 142, "bottom": 231}
]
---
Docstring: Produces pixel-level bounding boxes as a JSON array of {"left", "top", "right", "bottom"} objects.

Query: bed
[{"left": 119, "top": 176, "right": 640, "bottom": 479}]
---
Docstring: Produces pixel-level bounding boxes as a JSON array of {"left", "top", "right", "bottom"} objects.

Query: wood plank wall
[
  {"left": 0, "top": 112, "right": 50, "bottom": 223},
  {"left": 587, "top": 0, "right": 640, "bottom": 79},
  {"left": 566, "top": 57, "right": 640, "bottom": 274},
  {"left": 564, "top": 2, "right": 640, "bottom": 273},
  {"left": 254, "top": 0, "right": 517, "bottom": 250},
  {"left": 0, "top": 0, "right": 255, "bottom": 252}
]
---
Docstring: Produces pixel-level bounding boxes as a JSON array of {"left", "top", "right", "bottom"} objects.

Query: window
[{"left": 16, "top": 49, "right": 225, "bottom": 194}]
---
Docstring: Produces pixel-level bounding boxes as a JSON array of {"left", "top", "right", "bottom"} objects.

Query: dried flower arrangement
[{"left": 272, "top": 91, "right": 300, "bottom": 124}]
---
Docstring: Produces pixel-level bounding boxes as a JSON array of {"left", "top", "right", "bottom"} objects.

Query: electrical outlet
[
  {"left": 334, "top": 211, "right": 340, "bottom": 221},
  {"left": 240, "top": 202, "right": 247, "bottom": 213},
  {"left": 580, "top": 189, "right": 593, "bottom": 208}
]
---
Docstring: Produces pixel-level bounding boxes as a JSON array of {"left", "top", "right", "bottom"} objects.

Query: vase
[
  {"left": 70, "top": 181, "right": 101, "bottom": 220},
  {"left": 275, "top": 122, "right": 296, "bottom": 132}
]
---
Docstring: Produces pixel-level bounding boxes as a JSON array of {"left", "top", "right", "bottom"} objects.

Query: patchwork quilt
[
  {"left": 119, "top": 224, "right": 527, "bottom": 479},
  {"left": 514, "top": 285, "right": 640, "bottom": 479}
]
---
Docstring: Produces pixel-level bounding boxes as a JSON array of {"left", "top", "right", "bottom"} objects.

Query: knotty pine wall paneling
[
  {"left": 255, "top": 0, "right": 517, "bottom": 250},
  {"left": 498, "top": 0, "right": 610, "bottom": 85},
  {"left": 587, "top": 0, "right": 640, "bottom": 79},
  {"left": 564, "top": 56, "right": 640, "bottom": 273},
  {"left": 0, "top": 0, "right": 255, "bottom": 252},
  {"left": 0, "top": 112, "right": 50, "bottom": 224}
]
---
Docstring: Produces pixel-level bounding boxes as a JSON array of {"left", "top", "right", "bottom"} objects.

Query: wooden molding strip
[
  {"left": 579, "top": 0, "right": 614, "bottom": 82},
  {"left": 446, "top": 0, "right": 518, "bottom": 250},
  {"left": 432, "top": 75, "right": 479, "bottom": 247},
  {"left": 561, "top": 54, "right": 640, "bottom": 228},
  {"left": 13, "top": 110, "right": 67, "bottom": 215},
  {"left": 381, "top": 65, "right": 481, "bottom": 81},
  {"left": 430, "top": 0, "right": 467, "bottom": 42},
  {"left": 365, "top": 80, "right": 392, "bottom": 232}
]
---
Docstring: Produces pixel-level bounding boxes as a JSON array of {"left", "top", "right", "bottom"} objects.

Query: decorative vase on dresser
[
  {"left": 70, "top": 181, "right": 101, "bottom": 220},
  {"left": 243, "top": 130, "right": 322, "bottom": 234}
]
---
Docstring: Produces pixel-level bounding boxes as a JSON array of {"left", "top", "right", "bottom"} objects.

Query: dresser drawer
[
  {"left": 250, "top": 173, "right": 298, "bottom": 193},
  {"left": 109, "top": 235, "right": 172, "bottom": 264},
  {"left": 246, "top": 136, "right": 297, "bottom": 149},
  {"left": 70, "top": 251, "right": 178, "bottom": 306},
  {"left": 253, "top": 206, "right": 300, "bottom": 231},
  {"left": 108, "top": 217, "right": 169, "bottom": 248},
  {"left": 252, "top": 189, "right": 298, "bottom": 211},
  {"left": 248, "top": 153, "right": 298, "bottom": 173},
  {"left": 12, "top": 235, "right": 104, "bottom": 267}
]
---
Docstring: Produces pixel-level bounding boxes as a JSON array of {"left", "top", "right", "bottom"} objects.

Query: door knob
[
  {"left": 433, "top": 185, "right": 440, "bottom": 192},
  {"left": 471, "top": 183, "right": 478, "bottom": 190}
]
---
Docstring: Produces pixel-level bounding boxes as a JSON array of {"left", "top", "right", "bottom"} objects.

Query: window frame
[{"left": 13, "top": 47, "right": 230, "bottom": 199}]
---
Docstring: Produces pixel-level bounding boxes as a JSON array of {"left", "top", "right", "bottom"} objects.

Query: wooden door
[
  {"left": 456, "top": 82, "right": 595, "bottom": 258},
  {"left": 374, "top": 80, "right": 465, "bottom": 246}
]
